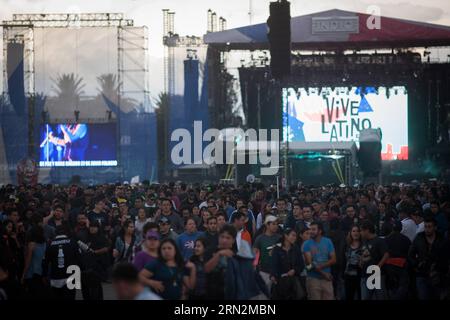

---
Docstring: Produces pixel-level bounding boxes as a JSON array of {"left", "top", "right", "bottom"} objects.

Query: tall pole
[
  {"left": 436, "top": 79, "right": 441, "bottom": 141},
  {"left": 27, "top": 94, "right": 35, "bottom": 157},
  {"left": 117, "top": 25, "right": 124, "bottom": 181},
  {"left": 276, "top": 175, "right": 280, "bottom": 199},
  {"left": 249, "top": 0, "right": 253, "bottom": 25},
  {"left": 427, "top": 80, "right": 432, "bottom": 144},
  {"left": 28, "top": 25, "right": 36, "bottom": 159},
  {"left": 284, "top": 95, "right": 289, "bottom": 187}
]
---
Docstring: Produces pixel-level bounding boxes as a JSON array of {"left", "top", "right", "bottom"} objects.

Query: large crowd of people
[{"left": 0, "top": 181, "right": 449, "bottom": 300}]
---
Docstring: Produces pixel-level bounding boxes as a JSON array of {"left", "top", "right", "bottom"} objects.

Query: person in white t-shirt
[
  {"left": 411, "top": 209, "right": 424, "bottom": 235},
  {"left": 399, "top": 205, "right": 417, "bottom": 242}
]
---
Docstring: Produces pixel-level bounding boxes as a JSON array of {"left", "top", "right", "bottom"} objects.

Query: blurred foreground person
[
  {"left": 139, "top": 238, "right": 196, "bottom": 300},
  {"left": 112, "top": 262, "right": 161, "bottom": 300},
  {"left": 0, "top": 255, "right": 25, "bottom": 300},
  {"left": 205, "top": 225, "right": 267, "bottom": 300}
]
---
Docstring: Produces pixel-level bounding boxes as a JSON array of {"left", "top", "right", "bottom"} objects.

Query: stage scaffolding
[
  {"left": 0, "top": 13, "right": 155, "bottom": 184},
  {"left": 1, "top": 13, "right": 148, "bottom": 111}
]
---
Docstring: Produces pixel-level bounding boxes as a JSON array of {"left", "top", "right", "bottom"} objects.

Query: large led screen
[
  {"left": 39, "top": 123, "right": 117, "bottom": 167},
  {"left": 282, "top": 86, "right": 408, "bottom": 160}
]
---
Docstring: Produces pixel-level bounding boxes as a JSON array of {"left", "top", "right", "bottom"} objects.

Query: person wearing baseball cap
[
  {"left": 158, "top": 216, "right": 178, "bottom": 242},
  {"left": 253, "top": 214, "right": 281, "bottom": 293},
  {"left": 132, "top": 231, "right": 160, "bottom": 272},
  {"left": 264, "top": 215, "right": 278, "bottom": 225}
]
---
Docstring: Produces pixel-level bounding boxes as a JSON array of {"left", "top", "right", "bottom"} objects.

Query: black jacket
[
  {"left": 408, "top": 232, "right": 449, "bottom": 277},
  {"left": 271, "top": 244, "right": 304, "bottom": 279},
  {"left": 45, "top": 235, "right": 81, "bottom": 281}
]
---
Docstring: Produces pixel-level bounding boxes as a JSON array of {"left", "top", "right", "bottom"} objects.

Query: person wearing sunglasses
[{"left": 133, "top": 230, "right": 160, "bottom": 272}]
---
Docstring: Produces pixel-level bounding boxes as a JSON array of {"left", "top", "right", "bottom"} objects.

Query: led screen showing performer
[{"left": 39, "top": 123, "right": 117, "bottom": 166}]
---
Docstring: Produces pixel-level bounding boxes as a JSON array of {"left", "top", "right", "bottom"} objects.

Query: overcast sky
[{"left": 1, "top": 0, "right": 450, "bottom": 96}]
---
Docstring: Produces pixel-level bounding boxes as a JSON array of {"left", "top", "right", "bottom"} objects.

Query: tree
[
  {"left": 51, "top": 73, "right": 85, "bottom": 114},
  {"left": 52, "top": 73, "right": 85, "bottom": 100},
  {"left": 97, "top": 73, "right": 137, "bottom": 114}
]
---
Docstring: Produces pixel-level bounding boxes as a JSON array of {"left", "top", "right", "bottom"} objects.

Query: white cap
[{"left": 264, "top": 215, "right": 278, "bottom": 225}]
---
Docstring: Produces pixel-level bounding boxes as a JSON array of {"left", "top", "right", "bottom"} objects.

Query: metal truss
[{"left": 2, "top": 13, "right": 134, "bottom": 28}]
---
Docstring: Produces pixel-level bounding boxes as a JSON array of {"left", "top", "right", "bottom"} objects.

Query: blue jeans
[
  {"left": 361, "top": 276, "right": 386, "bottom": 300},
  {"left": 416, "top": 277, "right": 440, "bottom": 300}
]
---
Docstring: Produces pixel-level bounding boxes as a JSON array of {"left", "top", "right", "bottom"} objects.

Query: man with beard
[
  {"left": 74, "top": 212, "right": 90, "bottom": 243},
  {"left": 303, "top": 221, "right": 336, "bottom": 300},
  {"left": 203, "top": 216, "right": 219, "bottom": 254}
]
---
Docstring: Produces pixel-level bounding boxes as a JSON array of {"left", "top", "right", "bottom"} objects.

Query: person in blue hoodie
[
  {"left": 204, "top": 225, "right": 267, "bottom": 300},
  {"left": 176, "top": 218, "right": 203, "bottom": 260}
]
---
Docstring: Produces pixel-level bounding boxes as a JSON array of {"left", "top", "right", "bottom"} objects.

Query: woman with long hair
[
  {"left": 134, "top": 208, "right": 152, "bottom": 243},
  {"left": 198, "top": 208, "right": 210, "bottom": 232},
  {"left": 1, "top": 220, "right": 22, "bottom": 281},
  {"left": 139, "top": 238, "right": 196, "bottom": 300},
  {"left": 188, "top": 238, "right": 208, "bottom": 300},
  {"left": 113, "top": 219, "right": 136, "bottom": 263},
  {"left": 343, "top": 225, "right": 362, "bottom": 300},
  {"left": 270, "top": 228, "right": 305, "bottom": 299},
  {"left": 22, "top": 220, "right": 49, "bottom": 299}
]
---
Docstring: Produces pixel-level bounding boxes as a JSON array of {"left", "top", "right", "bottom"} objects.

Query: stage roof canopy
[{"left": 204, "top": 9, "right": 450, "bottom": 50}]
